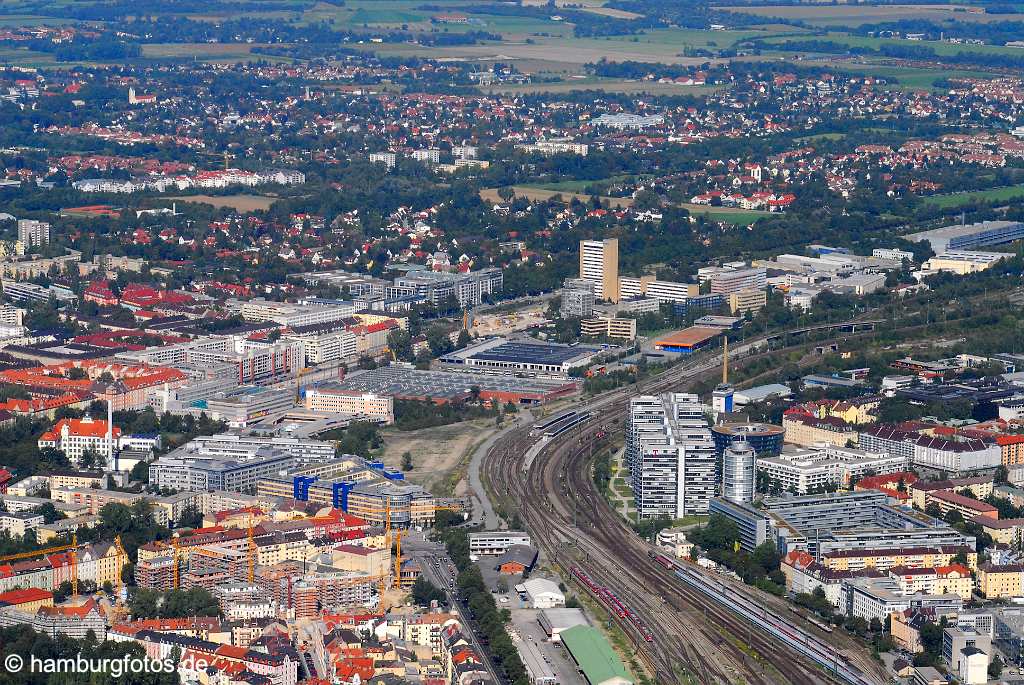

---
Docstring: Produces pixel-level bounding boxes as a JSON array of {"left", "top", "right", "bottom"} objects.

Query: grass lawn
[{"left": 923, "top": 184, "right": 1024, "bottom": 209}]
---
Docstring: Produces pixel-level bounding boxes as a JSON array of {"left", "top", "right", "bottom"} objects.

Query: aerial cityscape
[{"left": 5, "top": 1, "right": 1024, "bottom": 684}]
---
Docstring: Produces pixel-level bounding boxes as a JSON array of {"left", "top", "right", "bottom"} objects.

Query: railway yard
[{"left": 481, "top": 333, "right": 892, "bottom": 685}]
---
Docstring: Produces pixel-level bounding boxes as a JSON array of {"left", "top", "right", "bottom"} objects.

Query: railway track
[{"left": 481, "top": 326, "right": 893, "bottom": 685}]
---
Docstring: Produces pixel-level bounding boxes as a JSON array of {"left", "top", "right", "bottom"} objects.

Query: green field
[
  {"left": 721, "top": 4, "right": 1024, "bottom": 28},
  {"left": 923, "top": 184, "right": 1024, "bottom": 209},
  {"left": 828, "top": 63, "right": 999, "bottom": 91},
  {"left": 759, "top": 31, "right": 1024, "bottom": 59}
]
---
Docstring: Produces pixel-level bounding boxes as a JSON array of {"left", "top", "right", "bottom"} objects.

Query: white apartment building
[
  {"left": 756, "top": 445, "right": 907, "bottom": 495},
  {"left": 17, "top": 219, "right": 50, "bottom": 247},
  {"left": 303, "top": 387, "right": 394, "bottom": 424},
  {"left": 238, "top": 298, "right": 355, "bottom": 328},
  {"left": 709, "top": 266, "right": 766, "bottom": 296},
  {"left": 369, "top": 152, "right": 397, "bottom": 169},
  {"left": 287, "top": 329, "right": 358, "bottom": 365},
  {"left": 579, "top": 239, "right": 619, "bottom": 302},
  {"left": 627, "top": 393, "right": 716, "bottom": 518},
  {"left": 616, "top": 277, "right": 694, "bottom": 303},
  {"left": 872, "top": 248, "right": 914, "bottom": 262},
  {"left": 646, "top": 280, "right": 697, "bottom": 303},
  {"left": 0, "top": 511, "right": 43, "bottom": 537},
  {"left": 0, "top": 304, "right": 25, "bottom": 326},
  {"left": 411, "top": 149, "right": 441, "bottom": 164}
]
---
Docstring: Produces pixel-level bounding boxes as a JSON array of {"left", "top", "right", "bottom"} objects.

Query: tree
[
  {"left": 401, "top": 451, "right": 414, "bottom": 472},
  {"left": 176, "top": 504, "right": 203, "bottom": 529},
  {"left": 944, "top": 509, "right": 964, "bottom": 525},
  {"left": 990, "top": 654, "right": 1004, "bottom": 678}
]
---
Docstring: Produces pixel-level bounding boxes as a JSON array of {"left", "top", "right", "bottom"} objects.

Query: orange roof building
[
  {"left": 653, "top": 326, "right": 721, "bottom": 353},
  {"left": 38, "top": 416, "right": 121, "bottom": 463}
]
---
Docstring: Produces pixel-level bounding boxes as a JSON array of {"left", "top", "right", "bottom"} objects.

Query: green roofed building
[{"left": 559, "top": 625, "right": 634, "bottom": 685}]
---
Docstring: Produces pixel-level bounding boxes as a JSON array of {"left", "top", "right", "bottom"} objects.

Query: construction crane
[
  {"left": 247, "top": 514, "right": 257, "bottom": 583},
  {"left": 0, "top": 535, "right": 78, "bottom": 596},
  {"left": 198, "top": 150, "right": 235, "bottom": 171},
  {"left": 171, "top": 535, "right": 181, "bottom": 590}
]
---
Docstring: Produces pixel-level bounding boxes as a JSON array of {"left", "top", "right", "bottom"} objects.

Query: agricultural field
[
  {"left": 141, "top": 43, "right": 290, "bottom": 61},
  {"left": 922, "top": 184, "right": 1024, "bottom": 209},
  {"left": 484, "top": 78, "right": 724, "bottom": 95},
  {"left": 721, "top": 4, "right": 1022, "bottom": 27},
  {"left": 756, "top": 31, "right": 1024, "bottom": 59},
  {"left": 827, "top": 62, "right": 999, "bottom": 91}
]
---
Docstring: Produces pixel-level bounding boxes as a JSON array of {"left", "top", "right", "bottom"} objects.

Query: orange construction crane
[
  {"left": 394, "top": 530, "right": 404, "bottom": 588},
  {"left": 247, "top": 514, "right": 257, "bottom": 583},
  {"left": 114, "top": 535, "right": 127, "bottom": 595},
  {"left": 0, "top": 535, "right": 79, "bottom": 595},
  {"left": 171, "top": 536, "right": 181, "bottom": 590}
]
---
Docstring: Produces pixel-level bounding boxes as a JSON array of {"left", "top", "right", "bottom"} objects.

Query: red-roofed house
[{"left": 39, "top": 417, "right": 120, "bottom": 463}]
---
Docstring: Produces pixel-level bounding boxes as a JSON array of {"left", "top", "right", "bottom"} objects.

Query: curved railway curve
[{"left": 480, "top": 328, "right": 891, "bottom": 685}]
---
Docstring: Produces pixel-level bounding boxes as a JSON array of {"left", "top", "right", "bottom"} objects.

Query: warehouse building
[
  {"left": 330, "top": 366, "right": 577, "bottom": 405},
  {"left": 440, "top": 338, "right": 601, "bottom": 376},
  {"left": 907, "top": 220, "right": 1024, "bottom": 252},
  {"left": 538, "top": 608, "right": 588, "bottom": 642},
  {"left": 469, "top": 531, "right": 532, "bottom": 555},
  {"left": 560, "top": 625, "right": 634, "bottom": 685},
  {"left": 652, "top": 327, "right": 721, "bottom": 354}
]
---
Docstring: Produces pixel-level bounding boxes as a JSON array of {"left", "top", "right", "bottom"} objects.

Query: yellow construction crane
[
  {"left": 114, "top": 536, "right": 127, "bottom": 596},
  {"left": 199, "top": 150, "right": 235, "bottom": 171},
  {"left": 394, "top": 529, "right": 404, "bottom": 588},
  {"left": 0, "top": 535, "right": 78, "bottom": 596}
]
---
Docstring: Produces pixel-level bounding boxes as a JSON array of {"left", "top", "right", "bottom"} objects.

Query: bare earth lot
[
  {"left": 378, "top": 419, "right": 497, "bottom": 496},
  {"left": 169, "top": 194, "right": 277, "bottom": 211}
]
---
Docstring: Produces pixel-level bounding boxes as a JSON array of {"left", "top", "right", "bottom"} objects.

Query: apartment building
[
  {"left": 925, "top": 490, "right": 998, "bottom": 522},
  {"left": 560, "top": 282, "right": 596, "bottom": 319},
  {"left": 238, "top": 298, "right": 355, "bottom": 328},
  {"left": 626, "top": 393, "right": 716, "bottom": 518},
  {"left": 977, "top": 564, "right": 1024, "bottom": 599},
  {"left": 17, "top": 219, "right": 49, "bottom": 247},
  {"left": 728, "top": 289, "right": 767, "bottom": 314},
  {"left": 579, "top": 239, "right": 619, "bottom": 302},
  {"left": 822, "top": 546, "right": 978, "bottom": 573},
  {"left": 709, "top": 266, "right": 766, "bottom": 296},
  {"left": 782, "top": 413, "right": 859, "bottom": 448},
  {"left": 888, "top": 565, "right": 974, "bottom": 600},
  {"left": 303, "top": 385, "right": 395, "bottom": 424},
  {"left": 756, "top": 445, "right": 906, "bottom": 494},
  {"left": 580, "top": 316, "right": 636, "bottom": 340}
]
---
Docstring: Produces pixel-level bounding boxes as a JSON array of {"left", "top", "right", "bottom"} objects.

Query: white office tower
[
  {"left": 626, "top": 393, "right": 716, "bottom": 518},
  {"left": 722, "top": 439, "right": 756, "bottom": 504}
]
